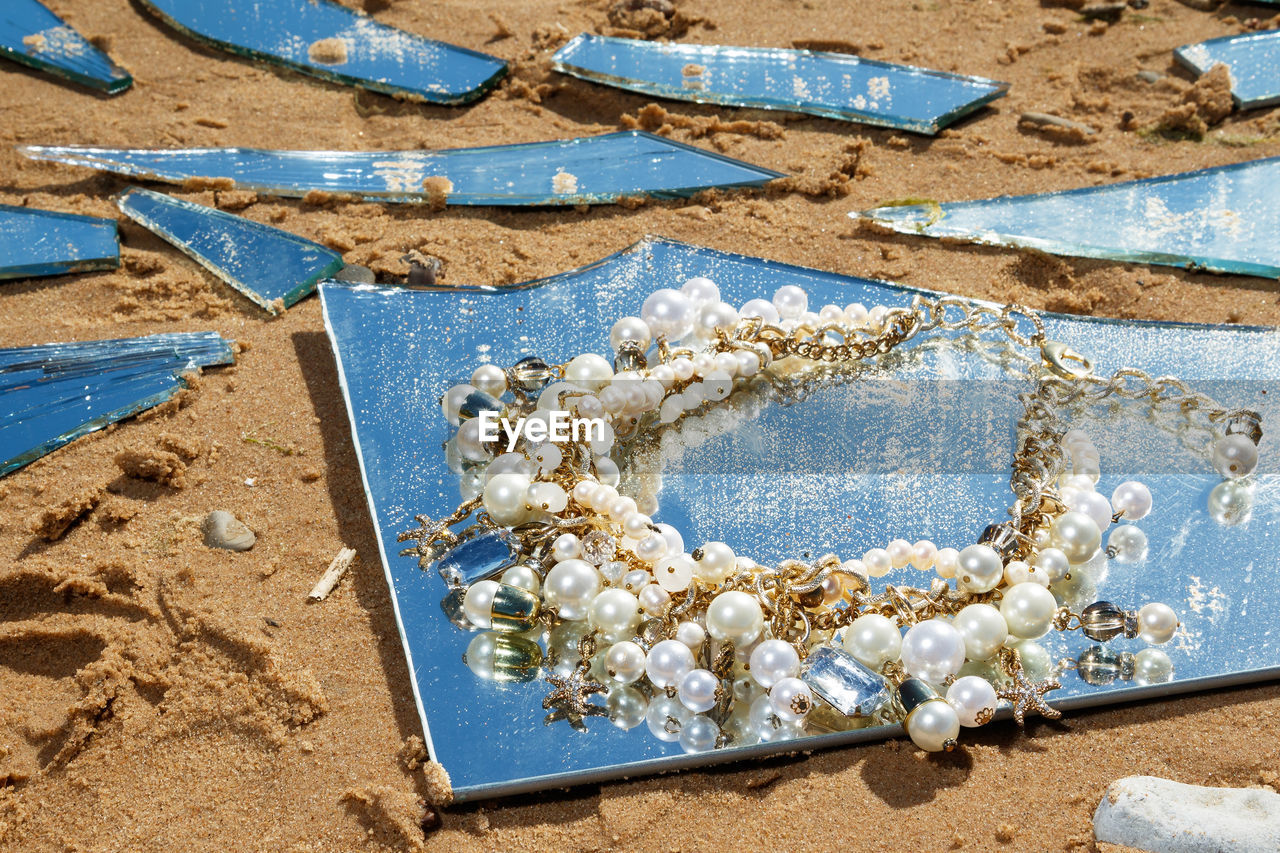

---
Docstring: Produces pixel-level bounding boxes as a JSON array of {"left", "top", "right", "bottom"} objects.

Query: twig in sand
[{"left": 310, "top": 547, "right": 357, "bottom": 600}]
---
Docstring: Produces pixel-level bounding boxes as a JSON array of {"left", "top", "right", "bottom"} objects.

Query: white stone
[{"left": 1093, "top": 776, "right": 1280, "bottom": 853}]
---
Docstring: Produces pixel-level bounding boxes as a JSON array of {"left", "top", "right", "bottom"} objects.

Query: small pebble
[
  {"left": 334, "top": 264, "right": 375, "bottom": 284},
  {"left": 1094, "top": 776, "right": 1280, "bottom": 852},
  {"left": 1080, "top": 2, "right": 1127, "bottom": 21},
  {"left": 202, "top": 510, "right": 256, "bottom": 551},
  {"left": 1137, "top": 70, "right": 1164, "bottom": 84},
  {"left": 1019, "top": 111, "right": 1097, "bottom": 135}
]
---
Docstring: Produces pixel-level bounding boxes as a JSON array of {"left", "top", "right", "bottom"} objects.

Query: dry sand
[{"left": 2, "top": 0, "right": 1279, "bottom": 850}]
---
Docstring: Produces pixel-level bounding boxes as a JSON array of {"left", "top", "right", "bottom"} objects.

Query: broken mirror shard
[
  {"left": 137, "top": 0, "right": 505, "bottom": 104},
  {"left": 855, "top": 157, "right": 1280, "bottom": 279},
  {"left": 551, "top": 34, "right": 1009, "bottom": 135},
  {"left": 1174, "top": 30, "right": 1280, "bottom": 110},
  {"left": 0, "top": 0, "right": 132, "bottom": 94},
  {"left": 22, "top": 131, "right": 783, "bottom": 205},
  {"left": 318, "top": 236, "right": 1280, "bottom": 801},
  {"left": 0, "top": 204, "right": 119, "bottom": 281},
  {"left": 116, "top": 187, "right": 343, "bottom": 313},
  {"left": 1, "top": 332, "right": 234, "bottom": 477}
]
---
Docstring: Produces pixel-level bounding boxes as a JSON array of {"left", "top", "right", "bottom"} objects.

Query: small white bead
[
  {"left": 1213, "top": 434, "right": 1259, "bottom": 479},
  {"left": 956, "top": 544, "right": 1003, "bottom": 593},
  {"left": 675, "top": 621, "right": 706, "bottom": 650},
  {"left": 735, "top": 350, "right": 761, "bottom": 377},
  {"left": 680, "top": 276, "right": 720, "bottom": 305},
  {"left": 947, "top": 676, "right": 998, "bottom": 728},
  {"left": 645, "top": 695, "right": 690, "bottom": 742},
  {"left": 589, "top": 589, "right": 641, "bottom": 638},
  {"left": 905, "top": 698, "right": 959, "bottom": 752},
  {"left": 705, "top": 590, "right": 765, "bottom": 646},
  {"left": 500, "top": 564, "right": 540, "bottom": 594},
  {"left": 462, "top": 580, "right": 499, "bottom": 629},
  {"left": 655, "top": 554, "right": 696, "bottom": 592},
  {"left": 1110, "top": 480, "right": 1153, "bottom": 520},
  {"left": 739, "top": 298, "right": 780, "bottom": 325},
  {"left": 469, "top": 364, "right": 507, "bottom": 398},
  {"left": 456, "top": 418, "right": 490, "bottom": 462},
  {"left": 620, "top": 569, "right": 650, "bottom": 592},
  {"left": 527, "top": 482, "right": 568, "bottom": 514},
  {"left": 679, "top": 715, "right": 719, "bottom": 753},
  {"left": 1000, "top": 582, "right": 1057, "bottom": 639},
  {"left": 670, "top": 357, "right": 695, "bottom": 380},
  {"left": 844, "top": 303, "right": 869, "bottom": 326},
  {"left": 934, "top": 547, "right": 959, "bottom": 579},
  {"left": 952, "top": 603, "right": 1008, "bottom": 661},
  {"left": 646, "top": 639, "right": 695, "bottom": 688},
  {"left": 863, "top": 547, "right": 892, "bottom": 578},
  {"left": 638, "top": 582, "right": 671, "bottom": 617},
  {"left": 695, "top": 541, "right": 736, "bottom": 584},
  {"left": 482, "top": 472, "right": 531, "bottom": 526},
  {"left": 1067, "top": 489, "right": 1114, "bottom": 532},
  {"left": 622, "top": 512, "right": 653, "bottom": 540},
  {"left": 749, "top": 639, "right": 800, "bottom": 689},
  {"left": 886, "top": 538, "right": 913, "bottom": 569},
  {"left": 656, "top": 523, "right": 684, "bottom": 554},
  {"left": 842, "top": 613, "right": 902, "bottom": 669},
  {"left": 1050, "top": 511, "right": 1102, "bottom": 563},
  {"left": 678, "top": 668, "right": 721, "bottom": 713},
  {"left": 610, "top": 316, "right": 652, "bottom": 353},
  {"left": 543, "top": 558, "right": 600, "bottom": 620},
  {"left": 441, "top": 383, "right": 476, "bottom": 427},
  {"left": 1133, "top": 647, "right": 1174, "bottom": 684},
  {"left": 698, "top": 301, "right": 740, "bottom": 335},
  {"left": 605, "top": 640, "right": 647, "bottom": 683},
  {"left": 713, "top": 351, "right": 740, "bottom": 376},
  {"left": 910, "top": 540, "right": 937, "bottom": 571},
  {"left": 1107, "top": 525, "right": 1148, "bottom": 563},
  {"left": 1033, "top": 547, "right": 1071, "bottom": 582},
  {"left": 641, "top": 288, "right": 695, "bottom": 342},
  {"left": 768, "top": 676, "right": 812, "bottom": 722},
  {"left": 772, "top": 285, "right": 808, "bottom": 319},
  {"left": 1137, "top": 602, "right": 1178, "bottom": 644},
  {"left": 1003, "top": 559, "right": 1031, "bottom": 586},
  {"left": 552, "top": 532, "right": 583, "bottom": 562}
]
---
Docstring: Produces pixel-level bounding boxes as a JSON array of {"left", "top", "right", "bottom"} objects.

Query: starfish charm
[
  {"left": 542, "top": 664, "right": 609, "bottom": 731},
  {"left": 997, "top": 668, "right": 1062, "bottom": 725},
  {"left": 396, "top": 513, "right": 460, "bottom": 566}
]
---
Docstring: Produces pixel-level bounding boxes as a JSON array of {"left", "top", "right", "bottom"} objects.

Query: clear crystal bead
[
  {"left": 600, "top": 560, "right": 628, "bottom": 584},
  {"left": 581, "top": 530, "right": 617, "bottom": 566}
]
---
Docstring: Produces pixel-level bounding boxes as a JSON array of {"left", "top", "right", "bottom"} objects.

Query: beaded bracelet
[{"left": 402, "top": 278, "right": 1261, "bottom": 753}]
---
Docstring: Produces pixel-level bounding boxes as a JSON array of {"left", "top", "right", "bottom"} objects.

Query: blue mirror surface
[
  {"left": 0, "top": 204, "right": 119, "bottom": 281},
  {"left": 1, "top": 332, "right": 235, "bottom": 476},
  {"left": 319, "top": 237, "right": 1279, "bottom": 801},
  {"left": 117, "top": 188, "right": 343, "bottom": 314},
  {"left": 552, "top": 34, "right": 1009, "bottom": 135},
  {"left": 137, "top": 0, "right": 504, "bottom": 104},
  {"left": 856, "top": 157, "right": 1280, "bottom": 279},
  {"left": 1175, "top": 30, "right": 1280, "bottom": 110},
  {"left": 0, "top": 0, "right": 132, "bottom": 94},
  {"left": 23, "top": 132, "right": 784, "bottom": 206}
]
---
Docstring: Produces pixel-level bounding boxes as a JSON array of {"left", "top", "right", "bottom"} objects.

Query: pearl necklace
[{"left": 403, "top": 278, "right": 1262, "bottom": 752}]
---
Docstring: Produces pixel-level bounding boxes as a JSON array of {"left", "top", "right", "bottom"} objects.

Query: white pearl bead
[
  {"left": 608, "top": 685, "right": 647, "bottom": 730},
  {"left": 862, "top": 547, "right": 892, "bottom": 578},
  {"left": 679, "top": 715, "right": 719, "bottom": 753},
  {"left": 655, "top": 523, "right": 684, "bottom": 555},
  {"left": 462, "top": 580, "right": 499, "bottom": 629},
  {"left": 905, "top": 699, "right": 960, "bottom": 752},
  {"left": 934, "top": 547, "right": 959, "bottom": 579},
  {"left": 605, "top": 640, "right": 647, "bottom": 683},
  {"left": 1003, "top": 559, "right": 1030, "bottom": 585},
  {"left": 739, "top": 298, "right": 781, "bottom": 325},
  {"left": 456, "top": 418, "right": 490, "bottom": 462},
  {"left": 705, "top": 590, "right": 765, "bottom": 646},
  {"left": 1011, "top": 639, "right": 1051, "bottom": 679},
  {"left": 634, "top": 532, "right": 668, "bottom": 563},
  {"left": 844, "top": 302, "right": 869, "bottom": 326},
  {"left": 441, "top": 383, "right": 476, "bottom": 426},
  {"left": 482, "top": 472, "right": 531, "bottom": 526},
  {"left": 1111, "top": 480, "right": 1152, "bottom": 520},
  {"left": 900, "top": 619, "right": 967, "bottom": 683},
  {"left": 641, "top": 288, "right": 695, "bottom": 342},
  {"left": 748, "top": 693, "right": 780, "bottom": 735},
  {"left": 1133, "top": 647, "right": 1174, "bottom": 684},
  {"left": 681, "top": 276, "right": 720, "bottom": 305},
  {"left": 655, "top": 554, "right": 696, "bottom": 591},
  {"left": 543, "top": 559, "right": 600, "bottom": 620},
  {"left": 956, "top": 544, "right": 1003, "bottom": 593},
  {"left": 588, "top": 483, "right": 618, "bottom": 511},
  {"left": 678, "top": 668, "right": 720, "bottom": 713},
  {"left": 695, "top": 541, "right": 736, "bottom": 584},
  {"left": 947, "top": 676, "right": 998, "bottom": 727},
  {"left": 670, "top": 356, "right": 695, "bottom": 380},
  {"left": 500, "top": 565, "right": 540, "bottom": 594},
  {"left": 638, "top": 582, "right": 671, "bottom": 617},
  {"left": 552, "top": 532, "right": 582, "bottom": 562},
  {"left": 621, "top": 512, "right": 652, "bottom": 540},
  {"left": 1208, "top": 479, "right": 1254, "bottom": 525},
  {"left": 566, "top": 353, "right": 614, "bottom": 390},
  {"left": 645, "top": 695, "right": 690, "bottom": 742},
  {"left": 607, "top": 495, "right": 637, "bottom": 523},
  {"left": 675, "top": 621, "right": 706, "bottom": 649},
  {"left": 620, "top": 569, "right": 651, "bottom": 592},
  {"left": 1137, "top": 602, "right": 1178, "bottom": 644},
  {"left": 646, "top": 639, "right": 695, "bottom": 688},
  {"left": 470, "top": 364, "right": 507, "bottom": 398},
  {"left": 610, "top": 316, "right": 652, "bottom": 353},
  {"left": 735, "top": 350, "right": 761, "bottom": 377},
  {"left": 886, "top": 538, "right": 913, "bottom": 569},
  {"left": 911, "top": 540, "right": 937, "bottom": 571},
  {"left": 527, "top": 482, "right": 568, "bottom": 514},
  {"left": 1213, "top": 434, "right": 1258, "bottom": 479},
  {"left": 952, "top": 603, "right": 1008, "bottom": 661},
  {"left": 1033, "top": 547, "right": 1070, "bottom": 582},
  {"left": 589, "top": 589, "right": 640, "bottom": 638},
  {"left": 1050, "top": 511, "right": 1102, "bottom": 563},
  {"left": 768, "top": 676, "right": 812, "bottom": 722},
  {"left": 1107, "top": 525, "right": 1148, "bottom": 563},
  {"left": 698, "top": 301, "right": 740, "bottom": 335},
  {"left": 749, "top": 639, "right": 800, "bottom": 689},
  {"left": 691, "top": 352, "right": 716, "bottom": 377},
  {"left": 842, "top": 613, "right": 902, "bottom": 669},
  {"left": 713, "top": 351, "right": 739, "bottom": 376},
  {"left": 1000, "top": 582, "right": 1057, "bottom": 639},
  {"left": 1067, "top": 489, "right": 1114, "bottom": 532},
  {"left": 772, "top": 285, "right": 808, "bottom": 320}
]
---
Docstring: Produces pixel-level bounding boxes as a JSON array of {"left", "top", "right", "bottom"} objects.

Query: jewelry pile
[{"left": 401, "top": 278, "right": 1262, "bottom": 753}]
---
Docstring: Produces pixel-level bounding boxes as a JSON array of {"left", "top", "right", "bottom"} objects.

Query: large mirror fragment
[
  {"left": 319, "top": 237, "right": 1279, "bottom": 801},
  {"left": 1, "top": 332, "right": 235, "bottom": 476},
  {"left": 0, "top": 0, "right": 132, "bottom": 94},
  {"left": 855, "top": 157, "right": 1280, "bottom": 279},
  {"left": 0, "top": 205, "right": 119, "bottom": 281},
  {"left": 23, "top": 132, "right": 784, "bottom": 206},
  {"left": 552, "top": 34, "right": 1009, "bottom": 135},
  {"left": 1174, "top": 30, "right": 1280, "bottom": 110},
  {"left": 137, "top": 0, "right": 505, "bottom": 104}
]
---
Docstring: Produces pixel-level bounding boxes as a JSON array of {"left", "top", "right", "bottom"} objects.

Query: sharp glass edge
[
  {"left": 0, "top": 0, "right": 133, "bottom": 94},
  {"left": 115, "top": 187, "right": 344, "bottom": 313},
  {"left": 551, "top": 34, "right": 1010, "bottom": 135},
  {"left": 136, "top": 0, "right": 506, "bottom": 105},
  {"left": 0, "top": 204, "right": 121, "bottom": 281},
  {"left": 854, "top": 156, "right": 1280, "bottom": 279},
  {"left": 18, "top": 131, "right": 785, "bottom": 206}
]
